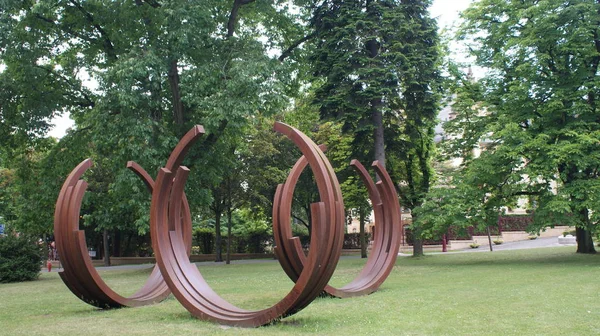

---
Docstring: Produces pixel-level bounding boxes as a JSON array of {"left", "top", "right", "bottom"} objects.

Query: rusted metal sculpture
[
  {"left": 149, "top": 122, "right": 345, "bottom": 327},
  {"left": 53, "top": 126, "right": 202, "bottom": 308},
  {"left": 54, "top": 121, "right": 402, "bottom": 327},
  {"left": 273, "top": 154, "right": 401, "bottom": 298}
]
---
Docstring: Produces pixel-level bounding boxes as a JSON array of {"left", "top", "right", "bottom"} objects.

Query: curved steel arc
[
  {"left": 54, "top": 127, "right": 201, "bottom": 308},
  {"left": 149, "top": 122, "right": 344, "bottom": 327},
  {"left": 272, "top": 155, "right": 402, "bottom": 298}
]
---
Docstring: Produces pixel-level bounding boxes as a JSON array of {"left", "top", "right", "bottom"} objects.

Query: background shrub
[
  {"left": 343, "top": 233, "right": 372, "bottom": 249},
  {"left": 244, "top": 228, "right": 273, "bottom": 254},
  {"left": 0, "top": 234, "right": 44, "bottom": 283},
  {"left": 193, "top": 228, "right": 215, "bottom": 254}
]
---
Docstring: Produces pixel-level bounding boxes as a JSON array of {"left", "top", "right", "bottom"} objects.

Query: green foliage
[
  {"left": 0, "top": 168, "right": 16, "bottom": 226},
  {"left": 230, "top": 208, "right": 271, "bottom": 237},
  {"left": 240, "top": 231, "right": 273, "bottom": 254},
  {"left": 228, "top": 209, "right": 272, "bottom": 254},
  {"left": 0, "top": 138, "right": 67, "bottom": 236},
  {"left": 308, "top": 1, "right": 443, "bottom": 257},
  {"left": 240, "top": 109, "right": 356, "bottom": 234},
  {"left": 343, "top": 232, "right": 372, "bottom": 249},
  {"left": 193, "top": 228, "right": 215, "bottom": 255},
  {"left": 0, "top": 233, "right": 44, "bottom": 283},
  {"left": 439, "top": 0, "right": 600, "bottom": 253},
  {"left": 418, "top": 1, "right": 600, "bottom": 253},
  {"left": 0, "top": 0, "right": 446, "bottom": 261},
  {"left": 0, "top": 0, "right": 306, "bottom": 247}
]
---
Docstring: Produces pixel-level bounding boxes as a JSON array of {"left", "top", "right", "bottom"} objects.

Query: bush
[
  {"left": 343, "top": 233, "right": 372, "bottom": 249},
  {"left": 245, "top": 230, "right": 273, "bottom": 254},
  {"left": 193, "top": 228, "right": 215, "bottom": 254},
  {"left": 0, "top": 234, "right": 44, "bottom": 283},
  {"left": 220, "top": 233, "right": 273, "bottom": 254}
]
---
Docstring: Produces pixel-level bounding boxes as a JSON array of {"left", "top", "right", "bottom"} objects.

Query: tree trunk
[
  {"left": 364, "top": 1, "right": 385, "bottom": 170},
  {"left": 168, "top": 59, "right": 184, "bottom": 131},
  {"left": 226, "top": 208, "right": 232, "bottom": 265},
  {"left": 487, "top": 226, "right": 493, "bottom": 252},
  {"left": 372, "top": 100, "right": 385, "bottom": 168},
  {"left": 576, "top": 209, "right": 596, "bottom": 253},
  {"left": 576, "top": 227, "right": 595, "bottom": 254},
  {"left": 214, "top": 212, "right": 222, "bottom": 262},
  {"left": 103, "top": 229, "right": 110, "bottom": 266},
  {"left": 359, "top": 206, "right": 367, "bottom": 258},
  {"left": 304, "top": 204, "right": 312, "bottom": 237},
  {"left": 412, "top": 237, "right": 424, "bottom": 257},
  {"left": 411, "top": 213, "right": 424, "bottom": 257}
]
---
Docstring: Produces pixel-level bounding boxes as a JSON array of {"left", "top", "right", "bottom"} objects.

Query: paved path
[
  {"left": 42, "top": 255, "right": 367, "bottom": 273},
  {"left": 43, "top": 258, "right": 278, "bottom": 273},
  {"left": 399, "top": 235, "right": 573, "bottom": 256},
  {"left": 44, "top": 236, "right": 573, "bottom": 272},
  {"left": 482, "top": 236, "right": 566, "bottom": 251}
]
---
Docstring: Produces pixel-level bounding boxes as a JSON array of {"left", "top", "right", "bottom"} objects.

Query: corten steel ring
[
  {"left": 53, "top": 126, "right": 203, "bottom": 308},
  {"left": 273, "top": 156, "right": 402, "bottom": 298},
  {"left": 149, "top": 122, "right": 345, "bottom": 327}
]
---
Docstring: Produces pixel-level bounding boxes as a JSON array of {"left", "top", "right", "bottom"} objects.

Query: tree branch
[
  {"left": 135, "top": 0, "right": 161, "bottom": 7},
  {"left": 202, "top": 119, "right": 229, "bottom": 149},
  {"left": 509, "top": 191, "right": 542, "bottom": 197},
  {"left": 34, "top": 65, "right": 96, "bottom": 108},
  {"left": 291, "top": 214, "right": 308, "bottom": 227},
  {"left": 65, "top": 125, "right": 92, "bottom": 136},
  {"left": 278, "top": 32, "right": 316, "bottom": 61},
  {"left": 34, "top": 14, "right": 95, "bottom": 45},
  {"left": 145, "top": 0, "right": 161, "bottom": 8},
  {"left": 227, "top": 0, "right": 256, "bottom": 37},
  {"left": 68, "top": 0, "right": 118, "bottom": 61}
]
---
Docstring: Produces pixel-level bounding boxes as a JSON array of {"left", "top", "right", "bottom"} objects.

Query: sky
[
  {"left": 430, "top": 0, "right": 473, "bottom": 29},
  {"left": 47, "top": 0, "right": 474, "bottom": 139}
]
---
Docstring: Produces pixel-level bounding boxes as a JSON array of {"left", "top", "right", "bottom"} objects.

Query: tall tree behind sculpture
[
  {"left": 385, "top": 0, "right": 442, "bottom": 256},
  {"left": 309, "top": 0, "right": 442, "bottom": 256},
  {"left": 457, "top": 0, "right": 600, "bottom": 253}
]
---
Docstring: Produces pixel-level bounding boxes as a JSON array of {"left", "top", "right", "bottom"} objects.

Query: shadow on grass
[{"left": 274, "top": 315, "right": 331, "bottom": 329}]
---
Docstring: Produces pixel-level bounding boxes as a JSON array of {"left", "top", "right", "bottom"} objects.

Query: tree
[
  {"left": 310, "top": 0, "right": 402, "bottom": 166},
  {"left": 413, "top": 65, "right": 493, "bottom": 243},
  {"left": 309, "top": 0, "right": 443, "bottom": 256},
  {"left": 0, "top": 1, "right": 301, "bottom": 249},
  {"left": 453, "top": 0, "right": 600, "bottom": 253},
  {"left": 208, "top": 138, "right": 243, "bottom": 263},
  {"left": 384, "top": 0, "right": 442, "bottom": 256}
]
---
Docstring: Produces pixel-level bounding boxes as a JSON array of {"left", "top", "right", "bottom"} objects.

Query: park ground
[{"left": 1, "top": 246, "right": 599, "bottom": 335}]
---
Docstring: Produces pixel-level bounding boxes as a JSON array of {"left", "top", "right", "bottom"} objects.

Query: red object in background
[{"left": 47, "top": 260, "right": 52, "bottom": 272}]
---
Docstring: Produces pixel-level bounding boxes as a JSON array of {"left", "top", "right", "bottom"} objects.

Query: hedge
[{"left": 0, "top": 234, "right": 44, "bottom": 283}]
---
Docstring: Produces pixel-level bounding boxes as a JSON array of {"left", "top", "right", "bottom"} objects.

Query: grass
[{"left": 1, "top": 247, "right": 600, "bottom": 335}]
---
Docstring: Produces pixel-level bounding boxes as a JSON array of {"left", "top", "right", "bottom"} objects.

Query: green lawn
[{"left": 1, "top": 247, "right": 599, "bottom": 335}]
